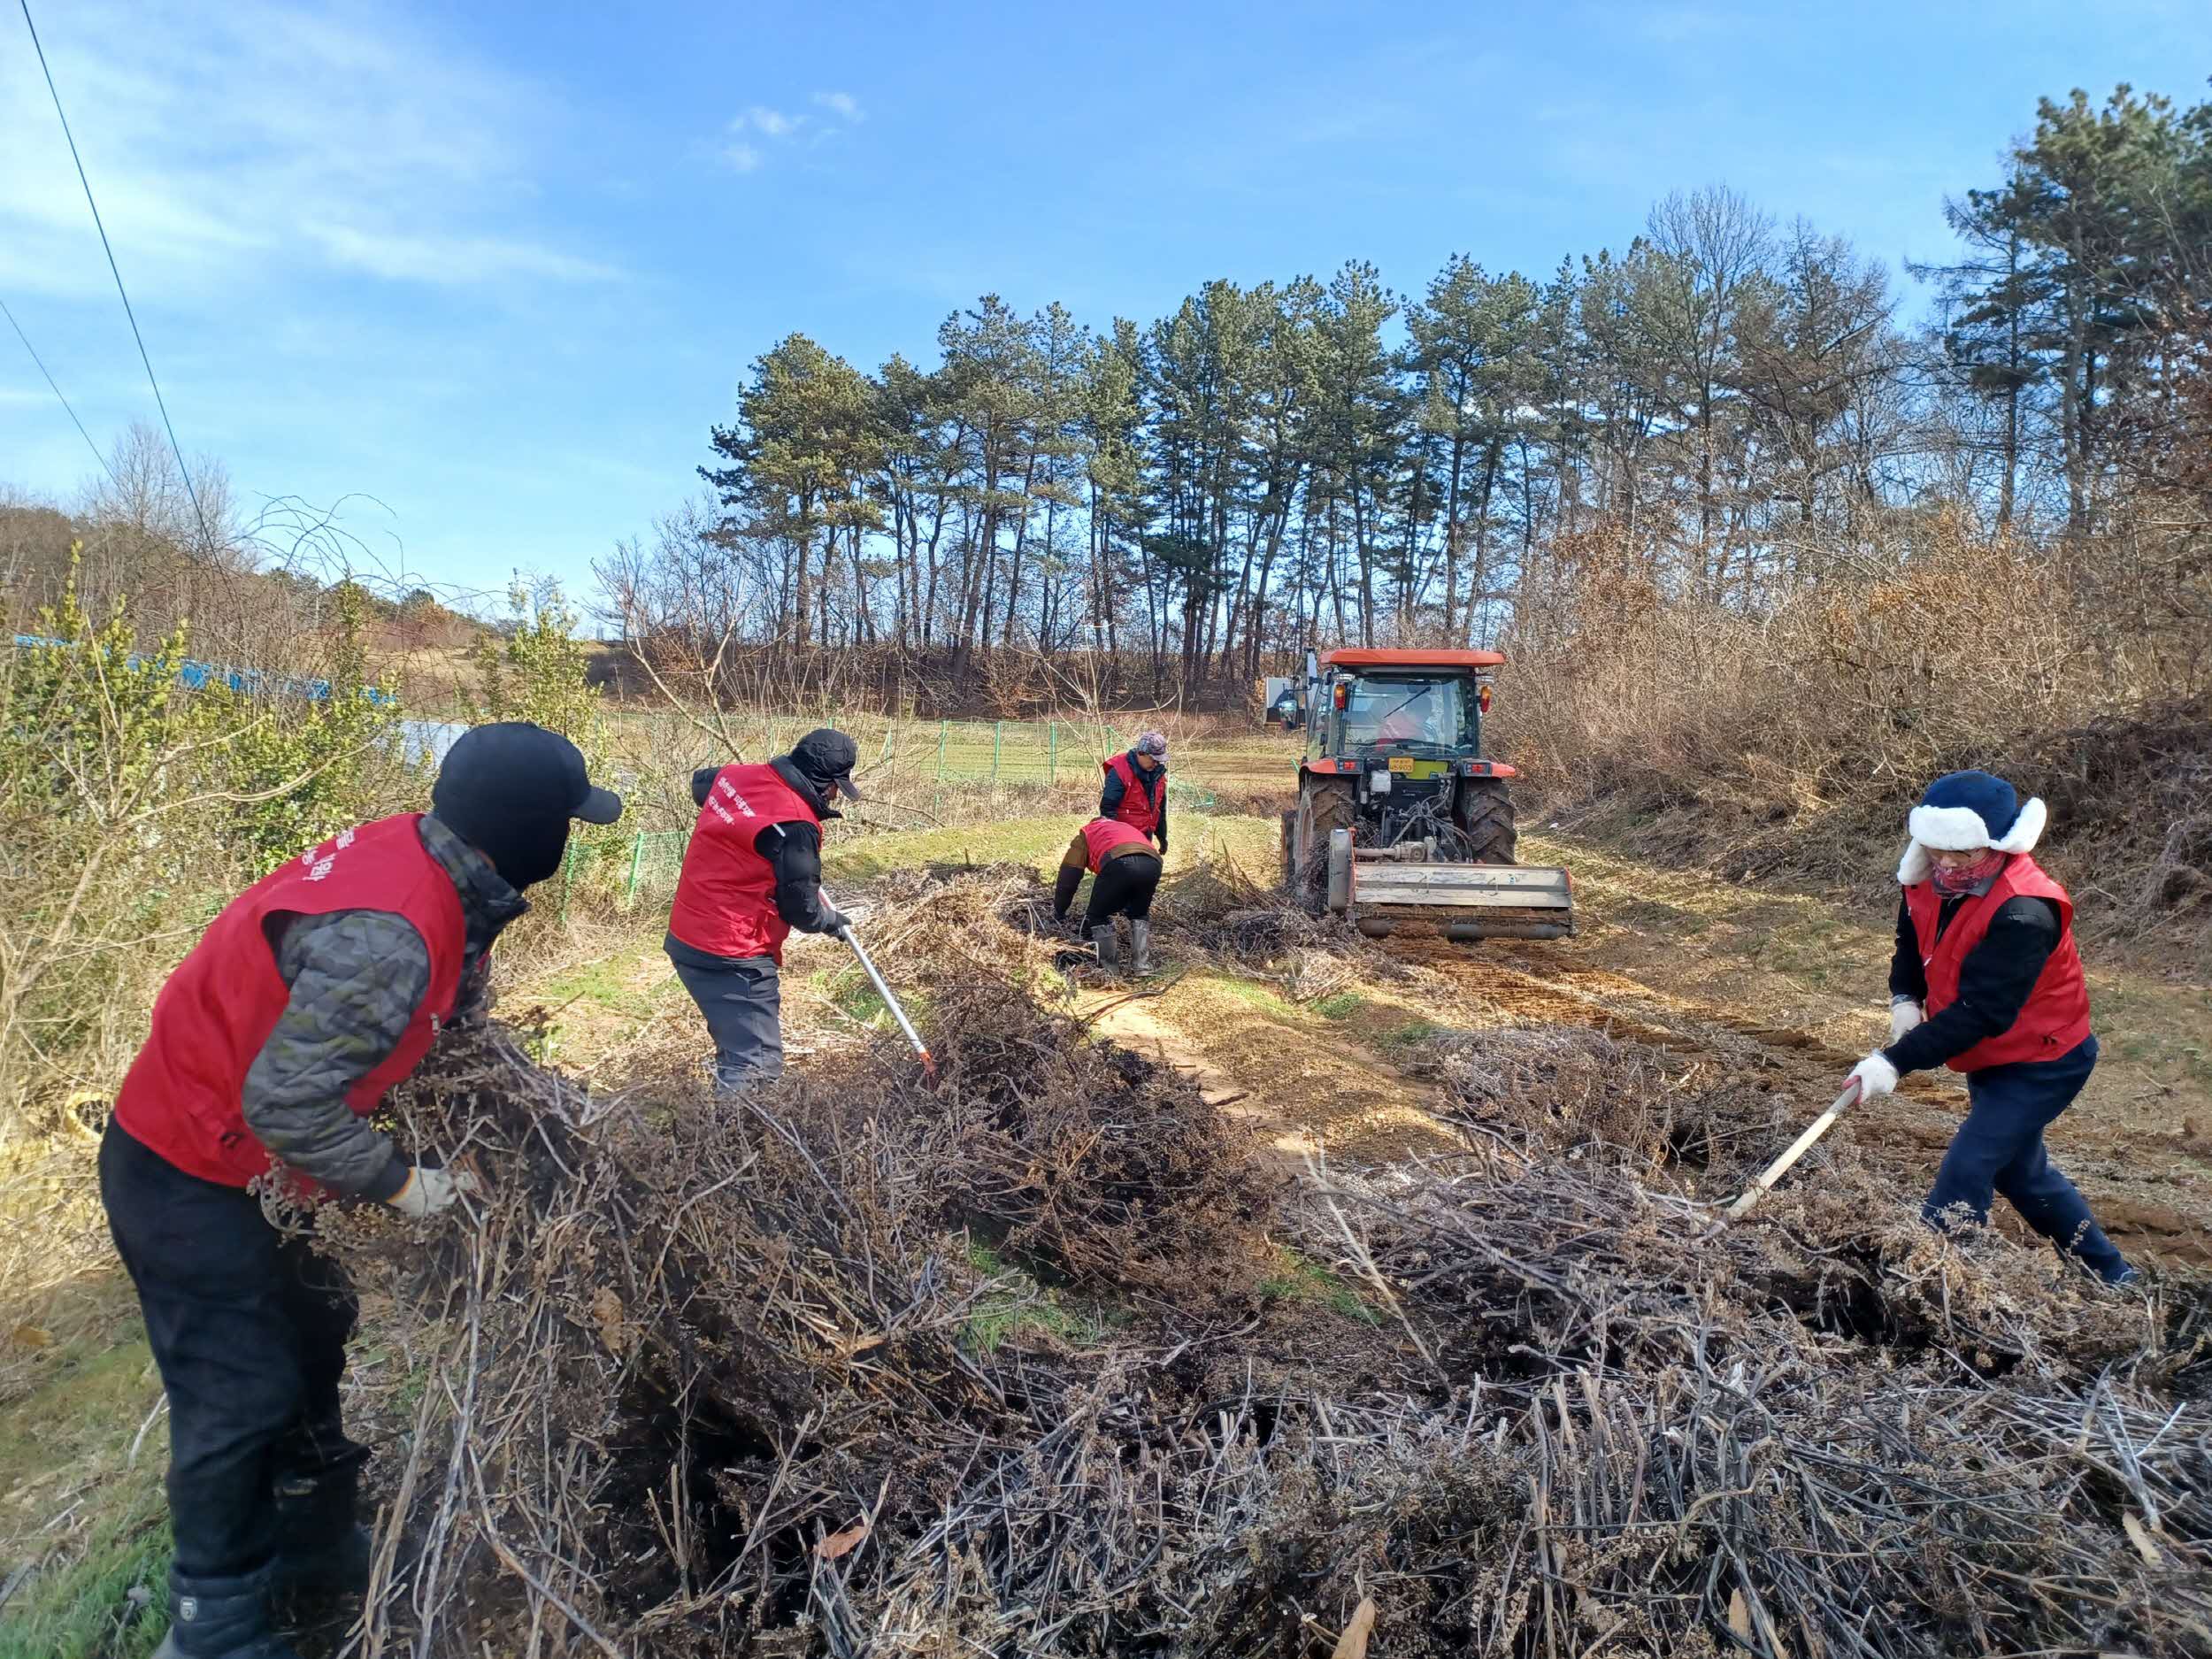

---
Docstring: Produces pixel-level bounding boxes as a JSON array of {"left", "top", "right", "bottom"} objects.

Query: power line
[
  {"left": 19, "top": 0, "right": 216, "bottom": 557},
  {"left": 0, "top": 292, "right": 122, "bottom": 491}
]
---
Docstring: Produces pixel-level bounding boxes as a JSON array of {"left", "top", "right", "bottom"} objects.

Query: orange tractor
[{"left": 1279, "top": 647, "right": 1572, "bottom": 941}]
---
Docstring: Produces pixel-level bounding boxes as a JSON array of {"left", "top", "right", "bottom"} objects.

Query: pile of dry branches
[{"left": 318, "top": 872, "right": 2210, "bottom": 1658}]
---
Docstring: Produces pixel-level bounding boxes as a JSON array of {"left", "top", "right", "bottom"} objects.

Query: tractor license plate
[{"left": 1388, "top": 758, "right": 1446, "bottom": 780}]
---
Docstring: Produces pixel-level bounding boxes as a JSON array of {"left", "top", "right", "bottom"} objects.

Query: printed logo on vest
[
  {"left": 708, "top": 776, "right": 760, "bottom": 827},
  {"left": 300, "top": 825, "right": 358, "bottom": 882}
]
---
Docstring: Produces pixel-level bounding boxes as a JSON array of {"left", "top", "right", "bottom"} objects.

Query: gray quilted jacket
[{"left": 238, "top": 812, "right": 526, "bottom": 1198}]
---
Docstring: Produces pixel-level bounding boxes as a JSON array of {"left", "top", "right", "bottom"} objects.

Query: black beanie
[
  {"left": 787, "top": 727, "right": 864, "bottom": 800},
  {"left": 432, "top": 722, "right": 622, "bottom": 890}
]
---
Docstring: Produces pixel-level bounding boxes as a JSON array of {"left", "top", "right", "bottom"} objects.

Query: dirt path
[
  {"left": 1083, "top": 976, "right": 1462, "bottom": 1165},
  {"left": 1083, "top": 832, "right": 2212, "bottom": 1271}
]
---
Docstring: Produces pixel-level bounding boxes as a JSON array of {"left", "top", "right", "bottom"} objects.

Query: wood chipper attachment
[
  {"left": 1323, "top": 826, "right": 1574, "bottom": 941},
  {"left": 1280, "top": 646, "right": 1574, "bottom": 943}
]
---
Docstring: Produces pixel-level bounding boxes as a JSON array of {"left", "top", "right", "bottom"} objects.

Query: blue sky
[{"left": 2, "top": 0, "right": 2203, "bottom": 611}]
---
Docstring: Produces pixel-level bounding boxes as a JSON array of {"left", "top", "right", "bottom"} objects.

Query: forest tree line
[{"left": 603, "top": 84, "right": 2210, "bottom": 701}]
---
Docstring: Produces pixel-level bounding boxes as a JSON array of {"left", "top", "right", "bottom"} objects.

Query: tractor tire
[
  {"left": 1293, "top": 775, "right": 1357, "bottom": 910},
  {"left": 1455, "top": 778, "right": 1519, "bottom": 865}
]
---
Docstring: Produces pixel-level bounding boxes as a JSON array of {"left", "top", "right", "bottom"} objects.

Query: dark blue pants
[
  {"left": 1924, "top": 1036, "right": 2131, "bottom": 1283},
  {"left": 672, "top": 955, "right": 783, "bottom": 1091}
]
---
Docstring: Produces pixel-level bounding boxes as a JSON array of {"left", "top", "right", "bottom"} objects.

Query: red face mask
[{"left": 1931, "top": 849, "right": 2007, "bottom": 895}]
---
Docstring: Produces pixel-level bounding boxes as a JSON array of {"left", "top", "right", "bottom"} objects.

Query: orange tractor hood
[{"left": 1319, "top": 648, "right": 1505, "bottom": 670}]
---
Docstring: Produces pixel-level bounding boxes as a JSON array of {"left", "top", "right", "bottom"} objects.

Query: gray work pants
[{"left": 672, "top": 956, "right": 783, "bottom": 1091}]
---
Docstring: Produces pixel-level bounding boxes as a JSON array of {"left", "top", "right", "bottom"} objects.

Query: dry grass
[
  {"left": 273, "top": 870, "right": 2212, "bottom": 1658},
  {"left": 1503, "top": 521, "right": 2212, "bottom": 966}
]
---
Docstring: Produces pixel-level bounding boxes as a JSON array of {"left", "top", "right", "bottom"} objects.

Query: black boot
[
  {"left": 154, "top": 1564, "right": 301, "bottom": 1658},
  {"left": 272, "top": 1468, "right": 373, "bottom": 1597}
]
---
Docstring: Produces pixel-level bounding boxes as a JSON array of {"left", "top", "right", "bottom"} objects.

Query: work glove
[
  {"left": 819, "top": 909, "right": 853, "bottom": 940},
  {"left": 452, "top": 961, "right": 494, "bottom": 1028},
  {"left": 1155, "top": 828, "right": 1169, "bottom": 858},
  {"left": 384, "top": 1165, "right": 479, "bottom": 1219},
  {"left": 1846, "top": 1052, "right": 1899, "bottom": 1104},
  {"left": 1888, "top": 998, "right": 1924, "bottom": 1043}
]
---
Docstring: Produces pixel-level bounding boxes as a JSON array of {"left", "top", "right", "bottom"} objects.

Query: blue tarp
[{"left": 12, "top": 634, "right": 395, "bottom": 705}]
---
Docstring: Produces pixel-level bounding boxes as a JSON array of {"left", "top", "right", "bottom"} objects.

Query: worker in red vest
[
  {"left": 101, "top": 722, "right": 621, "bottom": 1659},
  {"left": 665, "top": 728, "right": 862, "bottom": 1089},
  {"left": 1099, "top": 730, "right": 1169, "bottom": 858},
  {"left": 1844, "top": 770, "right": 2133, "bottom": 1286},
  {"left": 1053, "top": 816, "right": 1164, "bottom": 974}
]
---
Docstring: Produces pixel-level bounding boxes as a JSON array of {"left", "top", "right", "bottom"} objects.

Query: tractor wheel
[
  {"left": 1293, "top": 775, "right": 1357, "bottom": 909},
  {"left": 1456, "top": 779, "right": 1519, "bottom": 865}
]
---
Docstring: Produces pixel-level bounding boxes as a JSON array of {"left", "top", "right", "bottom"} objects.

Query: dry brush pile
[{"left": 316, "top": 874, "right": 2212, "bottom": 1657}]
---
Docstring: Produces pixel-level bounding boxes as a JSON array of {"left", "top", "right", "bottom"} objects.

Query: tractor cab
[{"left": 1313, "top": 649, "right": 1496, "bottom": 757}]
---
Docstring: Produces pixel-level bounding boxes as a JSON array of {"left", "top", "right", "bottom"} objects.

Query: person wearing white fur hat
[{"left": 1843, "top": 770, "right": 2133, "bottom": 1285}]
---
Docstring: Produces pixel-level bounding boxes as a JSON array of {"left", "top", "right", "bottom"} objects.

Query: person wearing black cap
[
  {"left": 665, "top": 727, "right": 863, "bottom": 1090},
  {"left": 100, "top": 722, "right": 619, "bottom": 1659}
]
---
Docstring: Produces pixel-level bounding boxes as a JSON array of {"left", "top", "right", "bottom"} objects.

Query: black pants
[
  {"left": 671, "top": 954, "right": 784, "bottom": 1091},
  {"left": 99, "top": 1119, "right": 365, "bottom": 1578},
  {"left": 1084, "top": 854, "right": 1162, "bottom": 933}
]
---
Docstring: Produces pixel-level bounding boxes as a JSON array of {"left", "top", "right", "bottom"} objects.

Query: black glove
[
  {"left": 452, "top": 960, "right": 493, "bottom": 1027},
  {"left": 1052, "top": 863, "right": 1084, "bottom": 922},
  {"left": 1154, "top": 827, "right": 1168, "bottom": 858},
  {"left": 818, "top": 909, "right": 851, "bottom": 938}
]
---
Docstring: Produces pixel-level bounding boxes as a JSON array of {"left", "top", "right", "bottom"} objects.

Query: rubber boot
[
  {"left": 1129, "top": 920, "right": 1153, "bottom": 975},
  {"left": 154, "top": 1563, "right": 301, "bottom": 1658},
  {"left": 272, "top": 1467, "right": 373, "bottom": 1597},
  {"left": 1090, "top": 926, "right": 1120, "bottom": 974}
]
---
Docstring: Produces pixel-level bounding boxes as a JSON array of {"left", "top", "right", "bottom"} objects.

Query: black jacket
[
  {"left": 666, "top": 760, "right": 846, "bottom": 971},
  {"left": 239, "top": 812, "right": 526, "bottom": 1200},
  {"left": 1883, "top": 889, "right": 2061, "bottom": 1075}
]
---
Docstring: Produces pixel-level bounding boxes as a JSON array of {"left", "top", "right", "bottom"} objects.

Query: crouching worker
[
  {"left": 665, "top": 728, "right": 863, "bottom": 1091},
  {"left": 102, "top": 723, "right": 622, "bottom": 1659},
  {"left": 1844, "top": 770, "right": 2134, "bottom": 1286},
  {"left": 1054, "top": 816, "right": 1164, "bottom": 974}
]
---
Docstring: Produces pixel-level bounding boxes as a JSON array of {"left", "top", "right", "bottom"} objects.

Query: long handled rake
[
  {"left": 837, "top": 925, "right": 936, "bottom": 1084},
  {"left": 1725, "top": 1079, "right": 1863, "bottom": 1218}
]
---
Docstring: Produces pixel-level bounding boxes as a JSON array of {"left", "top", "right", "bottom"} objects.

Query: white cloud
[
  {"left": 0, "top": 2, "right": 614, "bottom": 298},
  {"left": 744, "top": 105, "right": 801, "bottom": 137},
  {"left": 301, "top": 222, "right": 621, "bottom": 286},
  {"left": 717, "top": 96, "right": 861, "bottom": 176}
]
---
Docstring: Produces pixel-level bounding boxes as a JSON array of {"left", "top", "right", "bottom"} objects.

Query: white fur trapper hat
[{"left": 1897, "top": 769, "right": 2048, "bottom": 886}]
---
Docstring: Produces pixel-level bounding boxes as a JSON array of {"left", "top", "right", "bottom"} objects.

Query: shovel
[
  {"left": 837, "top": 924, "right": 936, "bottom": 1084},
  {"left": 1724, "top": 1079, "right": 1863, "bottom": 1218}
]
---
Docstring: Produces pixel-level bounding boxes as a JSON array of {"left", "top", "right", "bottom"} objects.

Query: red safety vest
[
  {"left": 667, "top": 763, "right": 822, "bottom": 964},
  {"left": 113, "top": 814, "right": 465, "bottom": 1190},
  {"left": 1080, "top": 818, "right": 1156, "bottom": 873},
  {"left": 1102, "top": 751, "right": 1163, "bottom": 835},
  {"left": 1906, "top": 853, "right": 2092, "bottom": 1072}
]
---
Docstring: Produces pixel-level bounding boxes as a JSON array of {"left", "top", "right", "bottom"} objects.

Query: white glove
[
  {"left": 1846, "top": 1053, "right": 1899, "bottom": 1104},
  {"left": 1888, "top": 999, "right": 1924, "bottom": 1043},
  {"left": 385, "top": 1166, "right": 479, "bottom": 1219}
]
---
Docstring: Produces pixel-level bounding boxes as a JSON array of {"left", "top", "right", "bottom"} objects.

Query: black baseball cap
[
  {"left": 788, "top": 726, "right": 864, "bottom": 801},
  {"left": 436, "top": 722, "right": 624, "bottom": 827}
]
